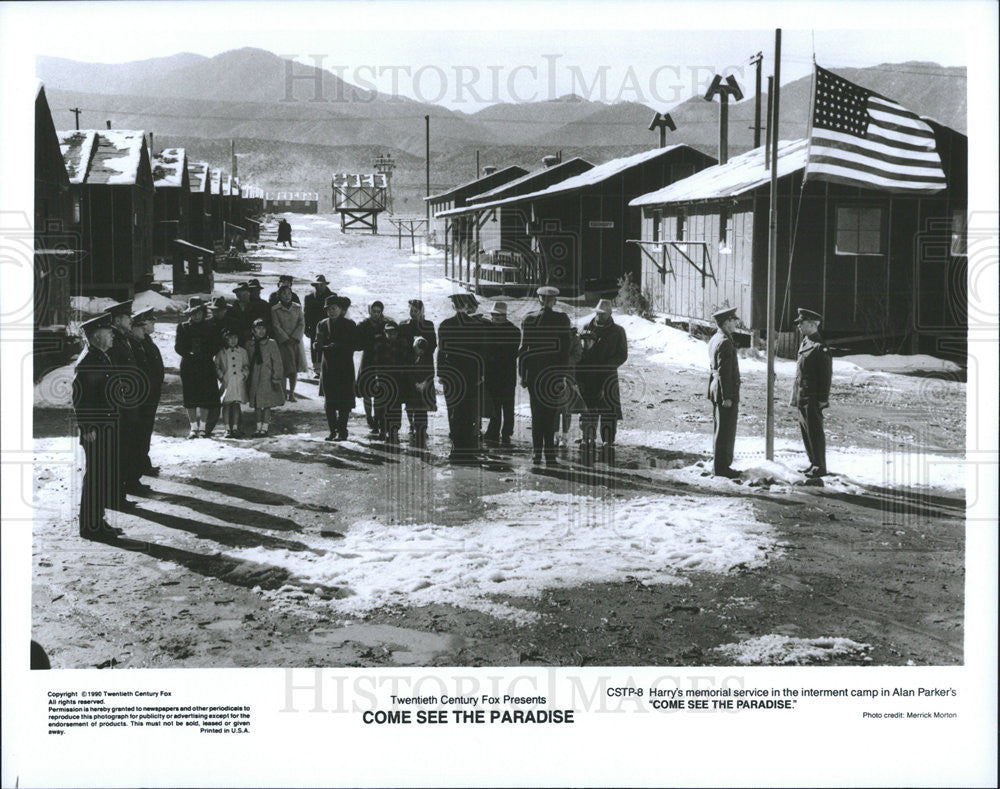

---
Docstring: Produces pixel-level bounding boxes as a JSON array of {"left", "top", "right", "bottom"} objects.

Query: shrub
[{"left": 614, "top": 272, "right": 654, "bottom": 319}]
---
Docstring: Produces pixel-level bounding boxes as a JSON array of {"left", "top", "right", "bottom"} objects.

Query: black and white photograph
[{"left": 2, "top": 1, "right": 996, "bottom": 786}]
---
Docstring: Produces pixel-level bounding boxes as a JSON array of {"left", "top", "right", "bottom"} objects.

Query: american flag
[{"left": 804, "top": 65, "right": 947, "bottom": 193}]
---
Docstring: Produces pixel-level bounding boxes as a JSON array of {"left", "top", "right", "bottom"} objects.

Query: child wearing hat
[{"left": 215, "top": 329, "right": 250, "bottom": 438}]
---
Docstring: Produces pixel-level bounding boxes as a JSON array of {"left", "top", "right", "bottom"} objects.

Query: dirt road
[{"left": 31, "top": 215, "right": 965, "bottom": 668}]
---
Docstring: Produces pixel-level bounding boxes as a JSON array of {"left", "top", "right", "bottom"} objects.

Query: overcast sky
[{"left": 1, "top": 0, "right": 983, "bottom": 111}]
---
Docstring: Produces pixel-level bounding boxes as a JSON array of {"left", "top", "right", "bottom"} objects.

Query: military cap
[
  {"left": 312, "top": 275, "right": 329, "bottom": 285},
  {"left": 537, "top": 285, "right": 560, "bottom": 297},
  {"left": 246, "top": 278, "right": 263, "bottom": 290},
  {"left": 324, "top": 295, "right": 340, "bottom": 308},
  {"left": 184, "top": 297, "right": 207, "bottom": 314},
  {"left": 132, "top": 307, "right": 155, "bottom": 323},
  {"left": 103, "top": 299, "right": 134, "bottom": 317},
  {"left": 233, "top": 282, "right": 250, "bottom": 294},
  {"left": 212, "top": 296, "right": 228, "bottom": 309},
  {"left": 794, "top": 308, "right": 823, "bottom": 323},
  {"left": 712, "top": 306, "right": 738, "bottom": 324},
  {"left": 80, "top": 313, "right": 113, "bottom": 336}
]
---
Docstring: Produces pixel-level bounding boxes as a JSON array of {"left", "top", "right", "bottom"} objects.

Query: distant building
[
  {"left": 425, "top": 166, "right": 529, "bottom": 242},
  {"left": 151, "top": 147, "right": 190, "bottom": 262},
  {"left": 187, "top": 161, "right": 212, "bottom": 249},
  {"left": 630, "top": 128, "right": 968, "bottom": 356},
  {"left": 57, "top": 127, "right": 154, "bottom": 298},
  {"left": 437, "top": 146, "right": 716, "bottom": 295},
  {"left": 265, "top": 192, "right": 319, "bottom": 213}
]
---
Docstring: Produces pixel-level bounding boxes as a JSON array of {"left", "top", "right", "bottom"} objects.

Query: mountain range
[{"left": 37, "top": 48, "right": 967, "bottom": 207}]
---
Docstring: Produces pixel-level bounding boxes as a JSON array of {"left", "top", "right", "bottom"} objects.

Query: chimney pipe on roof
[
  {"left": 149, "top": 132, "right": 153, "bottom": 153},
  {"left": 106, "top": 120, "right": 111, "bottom": 130},
  {"left": 542, "top": 155, "right": 559, "bottom": 168},
  {"left": 482, "top": 165, "right": 497, "bottom": 176}
]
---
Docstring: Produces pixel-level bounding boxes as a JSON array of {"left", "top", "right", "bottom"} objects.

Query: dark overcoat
[
  {"left": 316, "top": 316, "right": 358, "bottom": 407},
  {"left": 576, "top": 317, "right": 628, "bottom": 419},
  {"left": 175, "top": 319, "right": 221, "bottom": 408}
]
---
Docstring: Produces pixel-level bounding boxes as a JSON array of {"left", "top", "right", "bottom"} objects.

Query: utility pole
[
  {"left": 425, "top": 115, "right": 430, "bottom": 223},
  {"left": 765, "top": 29, "right": 781, "bottom": 461},
  {"left": 765, "top": 76, "right": 774, "bottom": 169},
  {"left": 647, "top": 112, "right": 676, "bottom": 148},
  {"left": 69, "top": 107, "right": 82, "bottom": 130},
  {"left": 750, "top": 52, "right": 763, "bottom": 148},
  {"left": 704, "top": 75, "right": 743, "bottom": 165},
  {"left": 476, "top": 150, "right": 480, "bottom": 178}
]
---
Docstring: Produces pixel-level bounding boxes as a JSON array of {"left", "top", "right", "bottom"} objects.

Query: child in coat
[{"left": 215, "top": 329, "right": 249, "bottom": 437}]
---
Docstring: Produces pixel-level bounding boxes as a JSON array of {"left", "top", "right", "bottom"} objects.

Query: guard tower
[
  {"left": 373, "top": 153, "right": 395, "bottom": 214},
  {"left": 331, "top": 173, "right": 388, "bottom": 234}
]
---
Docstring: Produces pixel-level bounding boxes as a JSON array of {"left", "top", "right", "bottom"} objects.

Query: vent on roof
[
  {"left": 482, "top": 165, "right": 497, "bottom": 176},
  {"left": 542, "top": 155, "right": 560, "bottom": 168}
]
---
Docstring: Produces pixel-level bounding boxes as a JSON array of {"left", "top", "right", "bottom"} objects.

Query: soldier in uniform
[
  {"left": 132, "top": 308, "right": 165, "bottom": 480},
  {"left": 791, "top": 308, "right": 833, "bottom": 478},
  {"left": 438, "top": 293, "right": 487, "bottom": 463},
  {"left": 519, "top": 285, "right": 572, "bottom": 466},
  {"left": 73, "top": 314, "right": 125, "bottom": 541},
  {"left": 104, "top": 300, "right": 143, "bottom": 506},
  {"left": 706, "top": 307, "right": 742, "bottom": 478}
]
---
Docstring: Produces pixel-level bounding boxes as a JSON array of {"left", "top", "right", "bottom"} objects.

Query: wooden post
[
  {"left": 751, "top": 52, "right": 763, "bottom": 148},
  {"left": 765, "top": 29, "right": 781, "bottom": 461}
]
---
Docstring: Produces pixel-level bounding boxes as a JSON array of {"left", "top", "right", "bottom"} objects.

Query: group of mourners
[{"left": 71, "top": 269, "right": 832, "bottom": 542}]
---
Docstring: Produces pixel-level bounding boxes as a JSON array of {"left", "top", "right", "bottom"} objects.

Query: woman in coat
[
  {"left": 270, "top": 285, "right": 308, "bottom": 401},
  {"left": 245, "top": 319, "right": 285, "bottom": 436},
  {"left": 175, "top": 297, "right": 221, "bottom": 438}
]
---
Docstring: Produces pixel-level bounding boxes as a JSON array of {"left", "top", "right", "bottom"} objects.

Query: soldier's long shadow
[
  {"left": 141, "top": 489, "right": 304, "bottom": 532},
  {"left": 160, "top": 476, "right": 301, "bottom": 506},
  {"left": 113, "top": 537, "right": 347, "bottom": 597},
  {"left": 130, "top": 506, "right": 324, "bottom": 554}
]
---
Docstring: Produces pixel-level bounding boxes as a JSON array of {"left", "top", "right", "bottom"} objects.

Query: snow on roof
[
  {"left": 152, "top": 148, "right": 187, "bottom": 188},
  {"left": 426, "top": 165, "right": 528, "bottom": 203},
  {"left": 36, "top": 79, "right": 44, "bottom": 99},
  {"left": 87, "top": 130, "right": 146, "bottom": 185},
  {"left": 188, "top": 161, "right": 210, "bottom": 192},
  {"left": 630, "top": 139, "right": 809, "bottom": 207},
  {"left": 333, "top": 173, "right": 388, "bottom": 188},
  {"left": 438, "top": 146, "right": 699, "bottom": 217},
  {"left": 57, "top": 130, "right": 97, "bottom": 184},
  {"left": 468, "top": 157, "right": 595, "bottom": 202},
  {"left": 209, "top": 168, "right": 223, "bottom": 195}
]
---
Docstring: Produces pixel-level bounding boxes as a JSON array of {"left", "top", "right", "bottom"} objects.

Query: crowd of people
[{"left": 70, "top": 273, "right": 832, "bottom": 542}]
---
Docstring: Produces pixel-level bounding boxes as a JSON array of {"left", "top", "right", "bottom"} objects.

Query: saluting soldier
[
  {"left": 73, "top": 315, "right": 125, "bottom": 541},
  {"left": 706, "top": 307, "right": 742, "bottom": 478},
  {"left": 519, "top": 285, "right": 572, "bottom": 466},
  {"left": 104, "top": 300, "right": 144, "bottom": 506},
  {"left": 791, "top": 308, "right": 833, "bottom": 478},
  {"left": 132, "top": 308, "right": 165, "bottom": 481}
]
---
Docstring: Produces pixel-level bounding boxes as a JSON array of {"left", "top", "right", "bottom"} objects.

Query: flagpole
[{"left": 766, "top": 28, "right": 781, "bottom": 461}]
